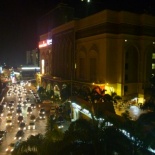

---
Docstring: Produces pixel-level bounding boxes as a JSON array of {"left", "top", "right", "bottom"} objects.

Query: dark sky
[
  {"left": 0, "top": 0, "right": 155, "bottom": 67},
  {"left": 0, "top": 0, "right": 59, "bottom": 67}
]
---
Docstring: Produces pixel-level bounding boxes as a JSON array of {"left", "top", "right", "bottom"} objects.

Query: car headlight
[
  {"left": 5, "top": 148, "right": 8, "bottom": 151},
  {"left": 19, "top": 137, "right": 21, "bottom": 140},
  {"left": 14, "top": 137, "right": 16, "bottom": 140},
  {"left": 11, "top": 149, "right": 14, "bottom": 152}
]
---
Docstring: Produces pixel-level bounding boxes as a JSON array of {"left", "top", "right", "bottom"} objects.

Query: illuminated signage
[{"left": 39, "top": 39, "right": 52, "bottom": 48}]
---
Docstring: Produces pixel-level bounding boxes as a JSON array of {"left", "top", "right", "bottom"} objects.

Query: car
[
  {"left": 7, "top": 91, "right": 11, "bottom": 97},
  {"left": 0, "top": 130, "right": 7, "bottom": 137},
  {"left": 14, "top": 130, "right": 24, "bottom": 140},
  {"left": 6, "top": 119, "right": 12, "bottom": 126},
  {"left": 17, "top": 115, "right": 24, "bottom": 123},
  {"left": 16, "top": 108, "right": 22, "bottom": 116},
  {"left": 27, "top": 107, "right": 32, "bottom": 114},
  {"left": 8, "top": 107, "right": 14, "bottom": 113},
  {"left": 40, "top": 108, "right": 45, "bottom": 114},
  {"left": 17, "top": 101, "right": 23, "bottom": 106},
  {"left": 0, "top": 110, "right": 4, "bottom": 117},
  {"left": 10, "top": 100, "right": 15, "bottom": 105},
  {"left": 17, "top": 104, "right": 22, "bottom": 109},
  {"left": 0, "top": 130, "right": 6, "bottom": 143},
  {"left": 6, "top": 113, "right": 13, "bottom": 119},
  {"left": 5, "top": 142, "right": 16, "bottom": 152},
  {"left": 39, "top": 113, "right": 46, "bottom": 119},
  {"left": 57, "top": 123, "right": 64, "bottom": 129},
  {"left": 7, "top": 103, "right": 14, "bottom": 109},
  {"left": 31, "top": 103, "right": 36, "bottom": 109},
  {"left": 26, "top": 97, "right": 30, "bottom": 102},
  {"left": 18, "top": 96, "right": 23, "bottom": 101},
  {"left": 1, "top": 102, "right": 7, "bottom": 108},
  {"left": 30, "top": 114, "right": 36, "bottom": 122},
  {"left": 18, "top": 122, "right": 26, "bottom": 130},
  {"left": 22, "top": 101, "right": 27, "bottom": 106},
  {"left": 28, "top": 121, "right": 35, "bottom": 130}
]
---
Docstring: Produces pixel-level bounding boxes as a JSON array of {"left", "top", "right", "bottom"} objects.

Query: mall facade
[{"left": 37, "top": 6, "right": 155, "bottom": 106}]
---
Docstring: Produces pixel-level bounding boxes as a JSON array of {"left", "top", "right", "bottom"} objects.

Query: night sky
[{"left": 0, "top": 0, "right": 155, "bottom": 67}]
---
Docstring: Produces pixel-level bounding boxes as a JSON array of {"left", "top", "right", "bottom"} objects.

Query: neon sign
[{"left": 39, "top": 39, "right": 52, "bottom": 48}]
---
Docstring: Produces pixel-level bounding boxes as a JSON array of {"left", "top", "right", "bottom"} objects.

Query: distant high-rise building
[{"left": 26, "top": 49, "right": 39, "bottom": 66}]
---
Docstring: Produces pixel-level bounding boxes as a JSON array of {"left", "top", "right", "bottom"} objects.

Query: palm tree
[{"left": 12, "top": 134, "right": 44, "bottom": 155}]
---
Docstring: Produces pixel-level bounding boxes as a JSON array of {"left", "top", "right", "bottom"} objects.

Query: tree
[{"left": 12, "top": 134, "right": 44, "bottom": 155}]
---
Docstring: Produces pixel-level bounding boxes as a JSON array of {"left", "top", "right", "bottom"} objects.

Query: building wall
[
  {"left": 38, "top": 9, "right": 155, "bottom": 102},
  {"left": 26, "top": 49, "right": 39, "bottom": 66}
]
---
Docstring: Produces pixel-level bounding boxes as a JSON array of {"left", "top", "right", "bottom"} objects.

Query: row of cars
[{"left": 1, "top": 83, "right": 43, "bottom": 152}]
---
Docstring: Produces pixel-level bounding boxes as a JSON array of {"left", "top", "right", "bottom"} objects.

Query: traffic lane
[{"left": 0, "top": 88, "right": 47, "bottom": 154}]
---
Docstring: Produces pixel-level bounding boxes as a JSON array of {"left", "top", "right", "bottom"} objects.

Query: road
[{"left": 0, "top": 84, "right": 47, "bottom": 154}]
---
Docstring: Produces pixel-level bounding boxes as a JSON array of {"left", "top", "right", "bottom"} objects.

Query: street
[{"left": 0, "top": 83, "right": 48, "bottom": 154}]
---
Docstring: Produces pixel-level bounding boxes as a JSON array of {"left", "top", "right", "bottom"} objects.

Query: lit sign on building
[{"left": 39, "top": 39, "right": 52, "bottom": 48}]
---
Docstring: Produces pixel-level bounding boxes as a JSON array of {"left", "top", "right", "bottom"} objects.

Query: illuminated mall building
[{"left": 38, "top": 3, "right": 155, "bottom": 105}]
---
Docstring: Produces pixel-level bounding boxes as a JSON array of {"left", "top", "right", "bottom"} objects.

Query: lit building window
[
  {"left": 152, "top": 53, "right": 155, "bottom": 59},
  {"left": 152, "top": 63, "right": 155, "bottom": 69}
]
